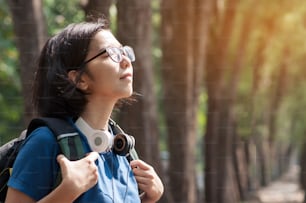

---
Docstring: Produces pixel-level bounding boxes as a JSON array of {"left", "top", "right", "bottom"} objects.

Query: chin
[
  {"left": 120, "top": 89, "right": 133, "bottom": 99},
  {"left": 115, "top": 85, "right": 133, "bottom": 98},
  {"left": 126, "top": 86, "right": 133, "bottom": 96},
  {"left": 126, "top": 90, "right": 133, "bottom": 98}
]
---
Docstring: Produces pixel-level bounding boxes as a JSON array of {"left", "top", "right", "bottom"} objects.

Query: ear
[{"left": 67, "top": 70, "right": 89, "bottom": 91}]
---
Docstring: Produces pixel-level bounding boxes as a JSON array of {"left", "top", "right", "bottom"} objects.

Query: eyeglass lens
[
  {"left": 81, "top": 46, "right": 135, "bottom": 68},
  {"left": 107, "top": 46, "right": 135, "bottom": 63}
]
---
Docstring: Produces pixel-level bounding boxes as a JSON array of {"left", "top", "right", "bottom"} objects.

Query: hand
[
  {"left": 57, "top": 152, "right": 99, "bottom": 200},
  {"left": 130, "top": 160, "right": 164, "bottom": 203}
]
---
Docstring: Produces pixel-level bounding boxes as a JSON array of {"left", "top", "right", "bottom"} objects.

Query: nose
[{"left": 120, "top": 55, "right": 132, "bottom": 69}]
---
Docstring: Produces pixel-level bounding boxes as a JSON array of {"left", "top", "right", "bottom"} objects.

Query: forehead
[{"left": 89, "top": 30, "right": 121, "bottom": 50}]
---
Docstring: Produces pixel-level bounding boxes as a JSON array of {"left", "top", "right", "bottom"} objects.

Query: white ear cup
[
  {"left": 89, "top": 130, "right": 113, "bottom": 152},
  {"left": 75, "top": 117, "right": 113, "bottom": 153}
]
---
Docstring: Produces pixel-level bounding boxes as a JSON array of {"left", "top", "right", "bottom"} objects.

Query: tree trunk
[
  {"left": 7, "top": 0, "right": 47, "bottom": 125},
  {"left": 161, "top": 0, "right": 196, "bottom": 202},
  {"left": 161, "top": 0, "right": 211, "bottom": 201},
  {"left": 115, "top": 2, "right": 170, "bottom": 202},
  {"left": 228, "top": 1, "right": 256, "bottom": 200},
  {"left": 116, "top": 0, "right": 161, "bottom": 171},
  {"left": 204, "top": 0, "right": 239, "bottom": 202},
  {"left": 266, "top": 47, "right": 289, "bottom": 182},
  {"left": 80, "top": 0, "right": 113, "bottom": 19},
  {"left": 300, "top": 139, "right": 306, "bottom": 196},
  {"left": 248, "top": 13, "right": 278, "bottom": 188}
]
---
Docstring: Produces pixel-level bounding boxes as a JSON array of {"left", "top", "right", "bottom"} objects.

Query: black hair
[{"left": 33, "top": 19, "right": 109, "bottom": 118}]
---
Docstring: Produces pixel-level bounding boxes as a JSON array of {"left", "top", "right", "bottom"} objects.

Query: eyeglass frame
[{"left": 81, "top": 45, "right": 135, "bottom": 67}]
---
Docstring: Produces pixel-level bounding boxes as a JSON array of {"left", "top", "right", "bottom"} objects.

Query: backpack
[{"left": 0, "top": 117, "right": 138, "bottom": 203}]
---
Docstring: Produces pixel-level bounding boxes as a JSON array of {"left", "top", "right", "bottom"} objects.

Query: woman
[{"left": 5, "top": 18, "right": 163, "bottom": 203}]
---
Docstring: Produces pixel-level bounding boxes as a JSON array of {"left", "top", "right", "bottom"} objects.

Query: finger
[
  {"left": 132, "top": 166, "right": 147, "bottom": 176},
  {"left": 85, "top": 151, "right": 99, "bottom": 162},
  {"left": 134, "top": 175, "right": 149, "bottom": 185},
  {"left": 132, "top": 163, "right": 154, "bottom": 178},
  {"left": 134, "top": 170, "right": 155, "bottom": 182},
  {"left": 137, "top": 182, "right": 154, "bottom": 195},
  {"left": 136, "top": 182, "right": 149, "bottom": 189},
  {"left": 130, "top": 159, "right": 151, "bottom": 170}
]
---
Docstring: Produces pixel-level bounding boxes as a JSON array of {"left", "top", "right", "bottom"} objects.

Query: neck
[{"left": 80, "top": 97, "right": 116, "bottom": 130}]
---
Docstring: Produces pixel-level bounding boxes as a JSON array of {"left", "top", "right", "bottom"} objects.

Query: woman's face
[{"left": 83, "top": 30, "right": 134, "bottom": 102}]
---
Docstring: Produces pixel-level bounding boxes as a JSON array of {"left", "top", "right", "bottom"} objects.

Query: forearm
[
  {"left": 5, "top": 185, "right": 77, "bottom": 203},
  {"left": 37, "top": 181, "right": 79, "bottom": 203}
]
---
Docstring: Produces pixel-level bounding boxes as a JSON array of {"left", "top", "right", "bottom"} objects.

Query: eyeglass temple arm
[{"left": 82, "top": 49, "right": 107, "bottom": 65}]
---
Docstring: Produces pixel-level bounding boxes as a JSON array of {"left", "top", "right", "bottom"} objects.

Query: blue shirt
[{"left": 8, "top": 124, "right": 140, "bottom": 203}]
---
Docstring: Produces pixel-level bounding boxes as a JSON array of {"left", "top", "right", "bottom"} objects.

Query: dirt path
[{"left": 249, "top": 165, "right": 304, "bottom": 203}]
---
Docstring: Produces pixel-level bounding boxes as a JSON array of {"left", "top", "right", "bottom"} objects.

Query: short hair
[{"left": 33, "top": 19, "right": 109, "bottom": 118}]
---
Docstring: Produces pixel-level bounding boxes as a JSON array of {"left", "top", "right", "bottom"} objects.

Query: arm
[
  {"left": 5, "top": 152, "right": 99, "bottom": 203},
  {"left": 130, "top": 160, "right": 164, "bottom": 203}
]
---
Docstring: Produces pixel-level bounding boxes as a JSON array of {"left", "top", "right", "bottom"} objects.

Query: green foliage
[
  {"left": 109, "top": 4, "right": 117, "bottom": 33},
  {"left": 0, "top": 0, "right": 86, "bottom": 145},
  {"left": 43, "top": 0, "right": 85, "bottom": 35},
  {"left": 230, "top": 0, "right": 306, "bottom": 146},
  {"left": 0, "top": 0, "right": 23, "bottom": 145}
]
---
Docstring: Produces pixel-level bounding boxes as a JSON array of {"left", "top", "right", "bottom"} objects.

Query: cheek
[
  {"left": 92, "top": 65, "right": 116, "bottom": 83},
  {"left": 91, "top": 70, "right": 116, "bottom": 91},
  {"left": 87, "top": 64, "right": 123, "bottom": 96},
  {"left": 95, "top": 74, "right": 113, "bottom": 89}
]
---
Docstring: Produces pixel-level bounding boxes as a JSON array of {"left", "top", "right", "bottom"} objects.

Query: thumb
[{"left": 57, "top": 154, "right": 69, "bottom": 173}]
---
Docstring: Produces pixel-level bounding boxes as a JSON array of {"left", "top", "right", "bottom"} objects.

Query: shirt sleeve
[{"left": 7, "top": 127, "right": 60, "bottom": 201}]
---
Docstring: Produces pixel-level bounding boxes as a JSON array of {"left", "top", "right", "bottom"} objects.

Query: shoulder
[
  {"left": 8, "top": 127, "right": 61, "bottom": 201},
  {"left": 24, "top": 126, "right": 57, "bottom": 146},
  {"left": 20, "top": 126, "right": 59, "bottom": 156}
]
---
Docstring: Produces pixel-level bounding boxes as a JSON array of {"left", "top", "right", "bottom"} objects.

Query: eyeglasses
[{"left": 82, "top": 46, "right": 135, "bottom": 65}]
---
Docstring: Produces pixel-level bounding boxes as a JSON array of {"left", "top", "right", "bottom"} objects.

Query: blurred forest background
[{"left": 1, "top": 0, "right": 306, "bottom": 202}]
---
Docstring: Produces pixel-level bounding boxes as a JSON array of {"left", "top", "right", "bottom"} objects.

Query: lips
[{"left": 120, "top": 73, "right": 133, "bottom": 80}]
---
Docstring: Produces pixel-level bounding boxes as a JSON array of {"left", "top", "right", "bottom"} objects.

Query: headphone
[{"left": 75, "top": 117, "right": 135, "bottom": 155}]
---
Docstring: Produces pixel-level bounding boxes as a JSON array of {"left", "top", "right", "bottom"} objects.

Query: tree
[
  {"left": 115, "top": 0, "right": 164, "bottom": 182},
  {"left": 161, "top": 0, "right": 212, "bottom": 202},
  {"left": 80, "top": 0, "right": 113, "bottom": 19},
  {"left": 7, "top": 0, "right": 47, "bottom": 125},
  {"left": 115, "top": 1, "right": 173, "bottom": 202},
  {"left": 204, "top": 0, "right": 240, "bottom": 202},
  {"left": 4, "top": 0, "right": 306, "bottom": 201},
  {"left": 0, "top": 1, "right": 23, "bottom": 144}
]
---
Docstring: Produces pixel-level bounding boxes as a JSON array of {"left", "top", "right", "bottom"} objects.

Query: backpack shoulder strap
[
  {"left": 27, "top": 117, "right": 76, "bottom": 137},
  {"left": 108, "top": 120, "right": 144, "bottom": 196},
  {"left": 108, "top": 119, "right": 139, "bottom": 162},
  {"left": 27, "top": 117, "right": 138, "bottom": 162},
  {"left": 27, "top": 117, "right": 85, "bottom": 161},
  {"left": 26, "top": 117, "right": 139, "bottom": 189}
]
